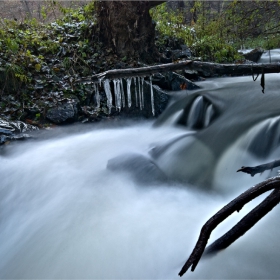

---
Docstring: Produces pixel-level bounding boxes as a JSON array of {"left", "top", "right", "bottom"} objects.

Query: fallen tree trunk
[{"left": 88, "top": 60, "right": 280, "bottom": 83}]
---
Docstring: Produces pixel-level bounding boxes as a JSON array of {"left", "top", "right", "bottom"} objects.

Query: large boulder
[
  {"left": 242, "top": 48, "right": 263, "bottom": 63},
  {"left": 46, "top": 100, "right": 79, "bottom": 124}
]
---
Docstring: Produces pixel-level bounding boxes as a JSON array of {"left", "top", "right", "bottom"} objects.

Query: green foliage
[
  {"left": 0, "top": 1, "right": 96, "bottom": 96},
  {"left": 151, "top": 1, "right": 280, "bottom": 62},
  {"left": 150, "top": 2, "right": 240, "bottom": 62}
]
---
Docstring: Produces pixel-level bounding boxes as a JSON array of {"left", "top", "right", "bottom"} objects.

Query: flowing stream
[{"left": 2, "top": 72, "right": 280, "bottom": 278}]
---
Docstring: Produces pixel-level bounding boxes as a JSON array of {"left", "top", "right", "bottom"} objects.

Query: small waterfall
[
  {"left": 204, "top": 104, "right": 214, "bottom": 128},
  {"left": 184, "top": 96, "right": 215, "bottom": 129},
  {"left": 187, "top": 96, "right": 204, "bottom": 128}
]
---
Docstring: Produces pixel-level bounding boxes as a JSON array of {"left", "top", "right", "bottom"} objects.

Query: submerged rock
[{"left": 107, "top": 153, "right": 167, "bottom": 184}]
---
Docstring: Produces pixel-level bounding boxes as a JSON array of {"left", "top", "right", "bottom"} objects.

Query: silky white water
[{"left": 1, "top": 119, "right": 280, "bottom": 279}]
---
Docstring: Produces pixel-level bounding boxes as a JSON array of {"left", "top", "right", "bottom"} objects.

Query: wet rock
[
  {"left": 0, "top": 119, "right": 38, "bottom": 133},
  {"left": 183, "top": 70, "right": 201, "bottom": 81},
  {"left": 107, "top": 153, "right": 167, "bottom": 184},
  {"left": 159, "top": 55, "right": 172, "bottom": 64},
  {"left": 152, "top": 72, "right": 199, "bottom": 91},
  {"left": 168, "top": 72, "right": 200, "bottom": 91},
  {"left": 46, "top": 102, "right": 78, "bottom": 124},
  {"left": 170, "top": 48, "right": 192, "bottom": 61},
  {"left": 242, "top": 48, "right": 263, "bottom": 63},
  {"left": 0, "top": 118, "right": 38, "bottom": 145}
]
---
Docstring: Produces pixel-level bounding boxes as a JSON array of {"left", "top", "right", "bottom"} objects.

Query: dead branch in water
[
  {"left": 178, "top": 176, "right": 280, "bottom": 277},
  {"left": 237, "top": 159, "right": 280, "bottom": 176}
]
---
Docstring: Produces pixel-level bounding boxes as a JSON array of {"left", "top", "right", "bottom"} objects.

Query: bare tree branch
[
  {"left": 88, "top": 61, "right": 280, "bottom": 83},
  {"left": 237, "top": 159, "right": 280, "bottom": 177},
  {"left": 204, "top": 188, "right": 280, "bottom": 255},
  {"left": 178, "top": 176, "right": 280, "bottom": 277}
]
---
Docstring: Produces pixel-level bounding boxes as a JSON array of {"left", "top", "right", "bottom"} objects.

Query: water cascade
[{"left": 2, "top": 63, "right": 280, "bottom": 277}]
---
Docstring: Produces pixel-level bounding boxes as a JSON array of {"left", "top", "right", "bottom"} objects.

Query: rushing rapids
[{"left": 2, "top": 71, "right": 280, "bottom": 278}]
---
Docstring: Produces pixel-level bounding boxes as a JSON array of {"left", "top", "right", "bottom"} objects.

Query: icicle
[
  {"left": 113, "top": 79, "right": 121, "bottom": 111},
  {"left": 141, "top": 77, "right": 144, "bottom": 110},
  {"left": 94, "top": 83, "right": 100, "bottom": 108},
  {"left": 133, "top": 77, "right": 138, "bottom": 107},
  {"left": 120, "top": 79, "right": 125, "bottom": 108},
  {"left": 150, "top": 76, "right": 155, "bottom": 116},
  {"left": 103, "top": 79, "right": 112, "bottom": 113},
  {"left": 126, "top": 78, "right": 132, "bottom": 108},
  {"left": 117, "top": 79, "right": 122, "bottom": 111},
  {"left": 137, "top": 77, "right": 142, "bottom": 110}
]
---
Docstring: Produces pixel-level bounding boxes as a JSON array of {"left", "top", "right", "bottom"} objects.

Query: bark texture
[
  {"left": 88, "top": 60, "right": 280, "bottom": 83},
  {"left": 96, "top": 1, "right": 163, "bottom": 60}
]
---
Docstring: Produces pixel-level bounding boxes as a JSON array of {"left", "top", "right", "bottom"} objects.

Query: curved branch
[
  {"left": 178, "top": 176, "right": 280, "bottom": 277},
  {"left": 204, "top": 188, "right": 280, "bottom": 255}
]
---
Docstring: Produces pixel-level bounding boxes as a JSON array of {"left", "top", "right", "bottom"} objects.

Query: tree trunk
[
  {"left": 88, "top": 60, "right": 280, "bottom": 83},
  {"left": 95, "top": 1, "right": 164, "bottom": 61}
]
